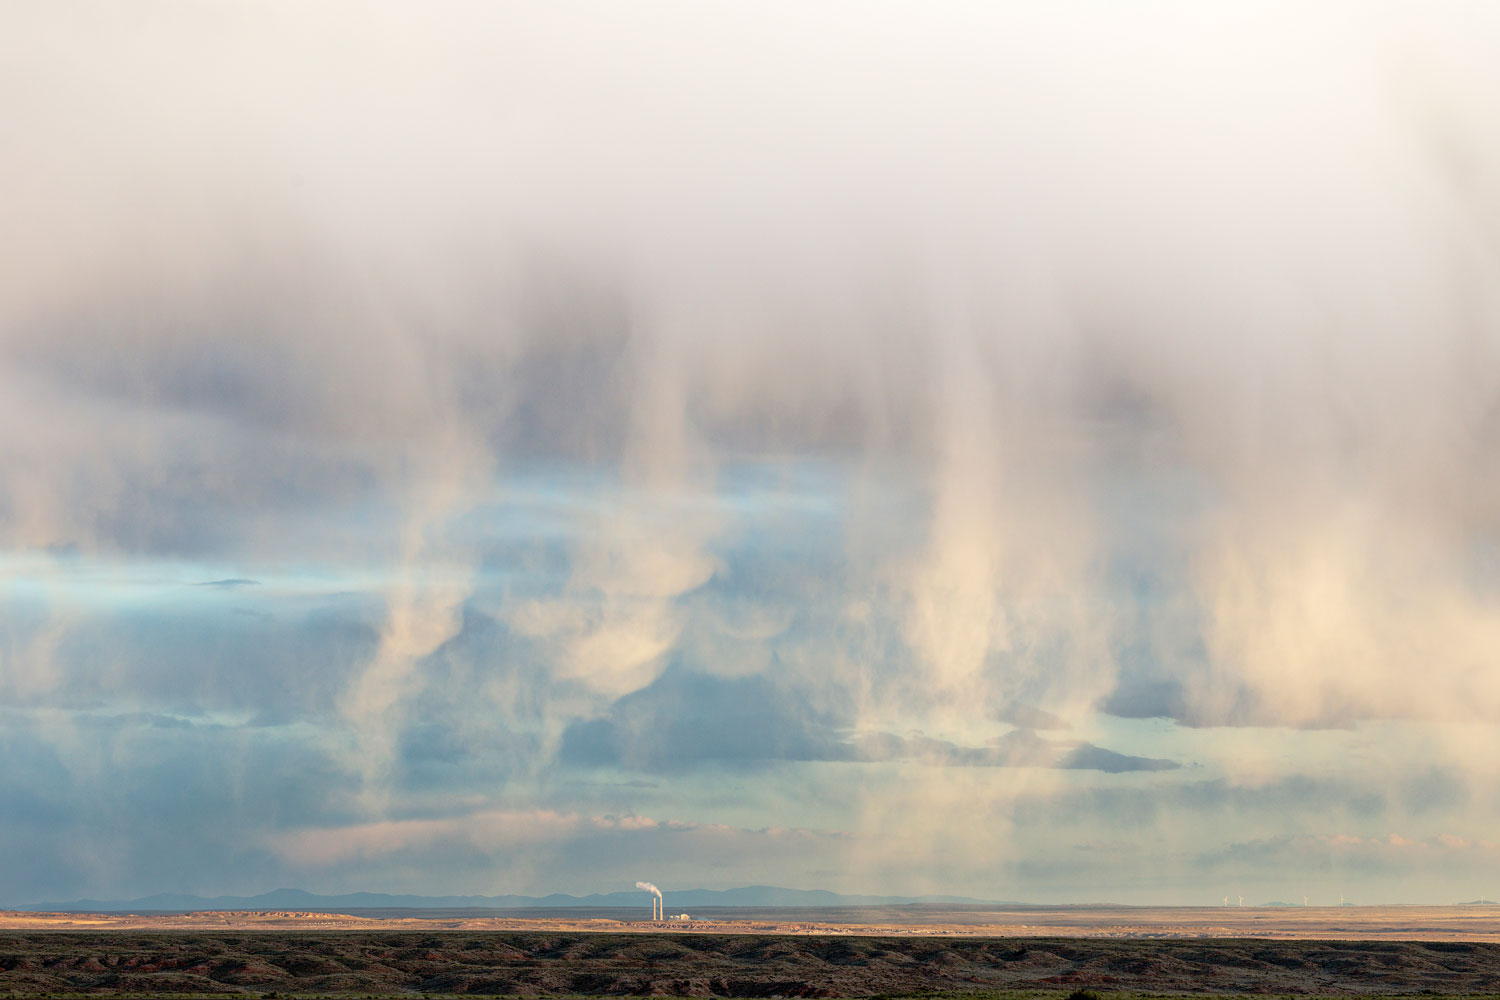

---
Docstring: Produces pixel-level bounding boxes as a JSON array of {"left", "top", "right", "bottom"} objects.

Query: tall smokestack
[{"left": 636, "top": 881, "right": 662, "bottom": 921}]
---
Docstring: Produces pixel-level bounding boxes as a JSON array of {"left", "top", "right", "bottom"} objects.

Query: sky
[{"left": 2, "top": 1, "right": 1500, "bottom": 907}]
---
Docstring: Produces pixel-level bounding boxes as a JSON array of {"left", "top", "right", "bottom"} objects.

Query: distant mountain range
[{"left": 18, "top": 885, "right": 994, "bottom": 913}]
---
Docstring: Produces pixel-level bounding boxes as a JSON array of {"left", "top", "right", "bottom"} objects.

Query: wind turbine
[
  {"left": 1303, "top": 896, "right": 1309, "bottom": 907},
  {"left": 1238, "top": 895, "right": 1245, "bottom": 907},
  {"left": 1222, "top": 896, "right": 1229, "bottom": 907}
]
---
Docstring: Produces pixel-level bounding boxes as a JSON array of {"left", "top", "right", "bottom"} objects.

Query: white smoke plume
[{"left": 635, "top": 880, "right": 662, "bottom": 899}]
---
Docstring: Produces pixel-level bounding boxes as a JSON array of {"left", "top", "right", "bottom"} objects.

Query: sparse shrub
[{"left": 1067, "top": 989, "right": 1104, "bottom": 1000}]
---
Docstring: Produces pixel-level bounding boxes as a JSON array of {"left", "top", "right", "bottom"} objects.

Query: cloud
[
  {"left": 1006, "top": 775, "right": 1391, "bottom": 833},
  {"left": 993, "top": 702, "right": 1071, "bottom": 731},
  {"left": 1200, "top": 832, "right": 1500, "bottom": 874},
  {"left": 270, "top": 809, "right": 584, "bottom": 867},
  {"left": 0, "top": 709, "right": 355, "bottom": 904},
  {"left": 846, "top": 731, "right": 1178, "bottom": 773},
  {"left": 2, "top": 2, "right": 1500, "bottom": 902},
  {"left": 1099, "top": 680, "right": 1192, "bottom": 724},
  {"left": 268, "top": 806, "right": 848, "bottom": 871},
  {"left": 1057, "top": 743, "right": 1179, "bottom": 774},
  {"left": 558, "top": 668, "right": 846, "bottom": 769},
  {"left": 560, "top": 668, "right": 1176, "bottom": 773},
  {"left": 1098, "top": 677, "right": 1368, "bottom": 730},
  {"left": 6, "top": 2, "right": 1500, "bottom": 739}
]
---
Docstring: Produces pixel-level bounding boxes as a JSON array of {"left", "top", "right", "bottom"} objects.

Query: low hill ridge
[{"left": 19, "top": 884, "right": 994, "bottom": 913}]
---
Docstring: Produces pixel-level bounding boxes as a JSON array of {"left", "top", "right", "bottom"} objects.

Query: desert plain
[
  {"left": 5, "top": 906, "right": 1500, "bottom": 997},
  {"left": 6, "top": 904, "right": 1500, "bottom": 940}
]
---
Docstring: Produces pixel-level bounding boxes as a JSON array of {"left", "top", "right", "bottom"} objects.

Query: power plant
[{"left": 636, "top": 881, "right": 663, "bottom": 921}]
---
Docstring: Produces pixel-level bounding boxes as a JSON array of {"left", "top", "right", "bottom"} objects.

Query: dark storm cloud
[
  {"left": 853, "top": 731, "right": 1178, "bottom": 773},
  {"left": 1009, "top": 775, "right": 1390, "bottom": 831},
  {"left": 559, "top": 667, "right": 1176, "bottom": 773},
  {"left": 1100, "top": 677, "right": 1335, "bottom": 730},
  {"left": 1058, "top": 743, "right": 1179, "bottom": 774},
  {"left": 1098, "top": 679, "right": 1192, "bottom": 723},
  {"left": 993, "top": 702, "right": 1070, "bottom": 730},
  {"left": 0, "top": 713, "right": 355, "bottom": 904},
  {"left": 1, "top": 591, "right": 381, "bottom": 718},
  {"left": 558, "top": 668, "right": 847, "bottom": 769}
]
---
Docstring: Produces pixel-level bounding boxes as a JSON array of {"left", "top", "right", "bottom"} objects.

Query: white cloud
[{"left": 3, "top": 1, "right": 1500, "bottom": 903}]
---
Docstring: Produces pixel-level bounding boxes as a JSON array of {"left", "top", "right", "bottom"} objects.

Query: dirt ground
[
  {"left": 4, "top": 926, "right": 1500, "bottom": 996},
  {"left": 6, "top": 907, "right": 1500, "bottom": 997}
]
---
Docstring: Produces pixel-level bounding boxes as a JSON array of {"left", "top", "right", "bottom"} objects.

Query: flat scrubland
[
  {"left": 7, "top": 905, "right": 1500, "bottom": 940},
  {"left": 5, "top": 928, "right": 1500, "bottom": 997}
]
